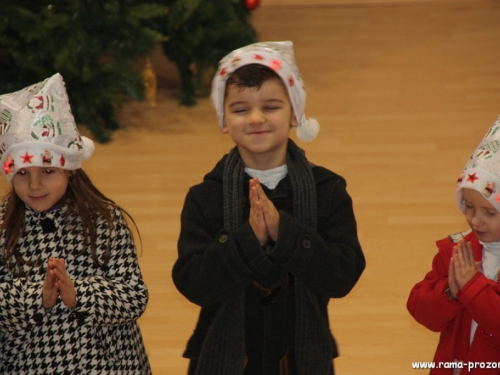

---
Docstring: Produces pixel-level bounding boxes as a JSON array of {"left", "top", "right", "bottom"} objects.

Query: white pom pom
[
  {"left": 81, "top": 136, "right": 95, "bottom": 160},
  {"left": 296, "top": 118, "right": 320, "bottom": 142}
]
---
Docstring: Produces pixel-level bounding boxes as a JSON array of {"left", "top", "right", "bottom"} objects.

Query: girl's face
[
  {"left": 222, "top": 78, "right": 298, "bottom": 170},
  {"left": 462, "top": 188, "right": 500, "bottom": 242},
  {"left": 12, "top": 167, "right": 70, "bottom": 212}
]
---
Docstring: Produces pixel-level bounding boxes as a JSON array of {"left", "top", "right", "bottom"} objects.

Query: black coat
[{"left": 173, "top": 155, "right": 365, "bottom": 374}]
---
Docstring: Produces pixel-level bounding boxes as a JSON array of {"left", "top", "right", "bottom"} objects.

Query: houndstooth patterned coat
[{"left": 0, "top": 201, "right": 152, "bottom": 374}]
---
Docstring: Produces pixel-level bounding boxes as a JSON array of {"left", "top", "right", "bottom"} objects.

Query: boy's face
[
  {"left": 462, "top": 188, "right": 500, "bottom": 242},
  {"left": 12, "top": 166, "right": 69, "bottom": 212},
  {"left": 222, "top": 78, "right": 298, "bottom": 169}
]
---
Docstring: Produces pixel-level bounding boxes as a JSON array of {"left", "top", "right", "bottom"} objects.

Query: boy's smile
[{"left": 222, "top": 78, "right": 297, "bottom": 170}]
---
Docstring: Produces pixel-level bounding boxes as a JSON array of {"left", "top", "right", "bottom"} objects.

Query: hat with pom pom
[
  {"left": 0, "top": 73, "right": 94, "bottom": 183},
  {"left": 211, "top": 41, "right": 319, "bottom": 142},
  {"left": 456, "top": 115, "right": 500, "bottom": 213}
]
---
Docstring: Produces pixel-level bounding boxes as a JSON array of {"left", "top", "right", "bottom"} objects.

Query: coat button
[
  {"left": 219, "top": 234, "right": 229, "bottom": 243},
  {"left": 301, "top": 238, "right": 311, "bottom": 249}
]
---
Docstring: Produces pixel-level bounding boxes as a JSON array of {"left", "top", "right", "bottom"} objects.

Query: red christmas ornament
[{"left": 243, "top": 0, "right": 260, "bottom": 10}]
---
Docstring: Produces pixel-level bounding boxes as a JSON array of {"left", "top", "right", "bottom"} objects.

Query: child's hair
[
  {"left": 225, "top": 63, "right": 283, "bottom": 96},
  {"left": 0, "top": 168, "right": 140, "bottom": 277}
]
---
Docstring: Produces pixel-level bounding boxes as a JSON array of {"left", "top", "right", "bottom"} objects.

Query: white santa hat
[
  {"left": 0, "top": 73, "right": 94, "bottom": 183},
  {"left": 211, "top": 41, "right": 319, "bottom": 142},
  {"left": 456, "top": 115, "right": 500, "bottom": 213}
]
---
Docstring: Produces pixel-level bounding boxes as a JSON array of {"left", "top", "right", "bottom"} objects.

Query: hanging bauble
[
  {"left": 243, "top": 0, "right": 260, "bottom": 10},
  {"left": 142, "top": 57, "right": 157, "bottom": 107}
]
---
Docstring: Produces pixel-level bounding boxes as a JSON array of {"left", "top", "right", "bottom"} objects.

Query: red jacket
[{"left": 407, "top": 231, "right": 500, "bottom": 374}]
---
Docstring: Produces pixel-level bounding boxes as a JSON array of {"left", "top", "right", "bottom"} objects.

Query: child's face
[
  {"left": 222, "top": 78, "right": 298, "bottom": 169},
  {"left": 12, "top": 167, "right": 70, "bottom": 212},
  {"left": 462, "top": 188, "right": 500, "bottom": 242}
]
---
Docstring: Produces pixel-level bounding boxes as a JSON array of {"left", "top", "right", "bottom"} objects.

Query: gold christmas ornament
[{"left": 142, "top": 57, "right": 157, "bottom": 107}]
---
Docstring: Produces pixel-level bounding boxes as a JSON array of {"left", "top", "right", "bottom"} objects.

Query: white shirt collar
[
  {"left": 480, "top": 240, "right": 500, "bottom": 280},
  {"left": 245, "top": 165, "right": 288, "bottom": 190}
]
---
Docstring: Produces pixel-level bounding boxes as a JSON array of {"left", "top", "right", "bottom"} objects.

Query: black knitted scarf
[{"left": 195, "top": 139, "right": 332, "bottom": 375}]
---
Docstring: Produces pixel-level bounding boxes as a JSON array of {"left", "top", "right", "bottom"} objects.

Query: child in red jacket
[{"left": 408, "top": 116, "right": 500, "bottom": 374}]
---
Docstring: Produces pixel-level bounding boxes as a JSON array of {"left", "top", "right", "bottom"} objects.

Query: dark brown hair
[
  {"left": 225, "top": 63, "right": 284, "bottom": 95},
  {"left": 0, "top": 169, "right": 140, "bottom": 277}
]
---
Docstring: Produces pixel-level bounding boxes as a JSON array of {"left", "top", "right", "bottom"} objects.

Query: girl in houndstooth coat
[{"left": 0, "top": 73, "right": 151, "bottom": 374}]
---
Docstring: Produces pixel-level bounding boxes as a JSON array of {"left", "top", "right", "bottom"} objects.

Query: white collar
[
  {"left": 480, "top": 240, "right": 500, "bottom": 256},
  {"left": 479, "top": 240, "right": 500, "bottom": 281},
  {"left": 245, "top": 165, "right": 288, "bottom": 190}
]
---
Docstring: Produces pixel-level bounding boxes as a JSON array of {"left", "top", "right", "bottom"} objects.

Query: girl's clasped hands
[
  {"left": 448, "top": 241, "right": 482, "bottom": 299},
  {"left": 42, "top": 258, "right": 76, "bottom": 310}
]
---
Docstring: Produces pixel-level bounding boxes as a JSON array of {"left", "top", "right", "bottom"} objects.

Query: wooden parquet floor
[{"left": 2, "top": 1, "right": 500, "bottom": 373}]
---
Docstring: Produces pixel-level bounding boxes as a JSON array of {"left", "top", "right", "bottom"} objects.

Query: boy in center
[{"left": 172, "top": 41, "right": 365, "bottom": 375}]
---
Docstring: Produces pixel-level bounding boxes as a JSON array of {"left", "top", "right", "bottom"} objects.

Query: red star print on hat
[
  {"left": 0, "top": 73, "right": 95, "bottom": 183},
  {"left": 456, "top": 116, "right": 500, "bottom": 213}
]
